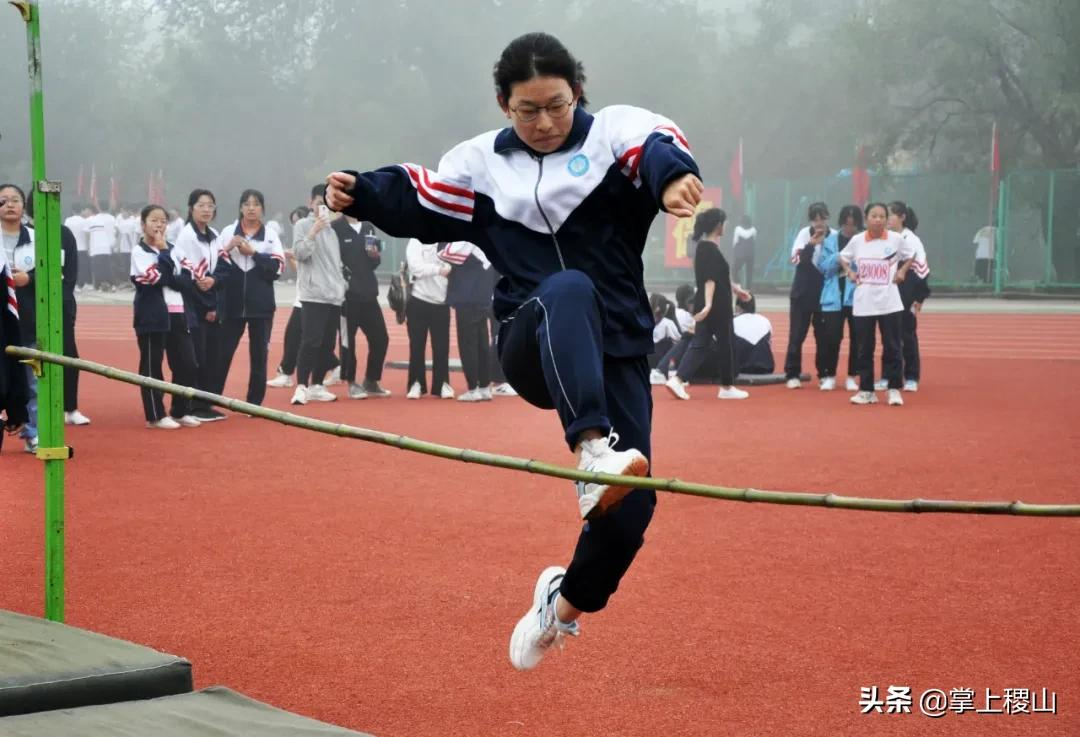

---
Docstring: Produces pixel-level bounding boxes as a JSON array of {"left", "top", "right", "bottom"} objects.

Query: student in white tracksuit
[
  {"left": 405, "top": 239, "right": 453, "bottom": 399},
  {"left": 840, "top": 202, "right": 915, "bottom": 407}
]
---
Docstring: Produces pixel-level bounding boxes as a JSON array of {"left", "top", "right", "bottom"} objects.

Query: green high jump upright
[{"left": 11, "top": 0, "right": 68, "bottom": 622}]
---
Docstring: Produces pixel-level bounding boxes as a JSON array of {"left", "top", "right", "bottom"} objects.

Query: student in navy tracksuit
[
  {"left": 887, "top": 201, "right": 930, "bottom": 392},
  {"left": 174, "top": 189, "right": 227, "bottom": 422},
  {"left": 325, "top": 32, "right": 703, "bottom": 671},
  {"left": 208, "top": 189, "right": 285, "bottom": 406},
  {"left": 0, "top": 217, "right": 29, "bottom": 454},
  {"left": 130, "top": 205, "right": 201, "bottom": 429},
  {"left": 335, "top": 215, "right": 391, "bottom": 399},
  {"left": 784, "top": 202, "right": 829, "bottom": 389},
  {"left": 441, "top": 241, "right": 497, "bottom": 401}
]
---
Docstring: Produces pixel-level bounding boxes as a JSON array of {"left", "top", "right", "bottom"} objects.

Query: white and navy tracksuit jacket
[
  {"left": 210, "top": 222, "right": 285, "bottom": 320},
  {"left": 337, "top": 104, "right": 699, "bottom": 357},
  {"left": 174, "top": 222, "right": 220, "bottom": 320},
  {"left": 336, "top": 104, "right": 700, "bottom": 615},
  {"left": 130, "top": 240, "right": 193, "bottom": 334}
]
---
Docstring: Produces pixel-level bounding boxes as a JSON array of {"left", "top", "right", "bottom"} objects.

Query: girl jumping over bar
[{"left": 325, "top": 32, "right": 703, "bottom": 670}]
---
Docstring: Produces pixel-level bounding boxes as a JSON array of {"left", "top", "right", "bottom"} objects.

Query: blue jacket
[
  {"left": 336, "top": 104, "right": 699, "bottom": 357},
  {"left": 816, "top": 230, "right": 843, "bottom": 312}
]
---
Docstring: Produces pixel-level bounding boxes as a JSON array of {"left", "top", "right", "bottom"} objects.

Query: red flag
[
  {"left": 76, "top": 164, "right": 85, "bottom": 199},
  {"left": 108, "top": 167, "right": 119, "bottom": 212},
  {"left": 728, "top": 138, "right": 743, "bottom": 203},
  {"left": 89, "top": 164, "right": 98, "bottom": 207},
  {"left": 989, "top": 122, "right": 1001, "bottom": 222},
  {"left": 852, "top": 145, "right": 870, "bottom": 207}
]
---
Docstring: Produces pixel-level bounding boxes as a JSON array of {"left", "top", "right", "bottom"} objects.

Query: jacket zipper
[{"left": 532, "top": 156, "right": 566, "bottom": 271}]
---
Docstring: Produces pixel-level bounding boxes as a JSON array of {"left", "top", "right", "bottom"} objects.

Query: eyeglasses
[{"left": 509, "top": 98, "right": 574, "bottom": 123}]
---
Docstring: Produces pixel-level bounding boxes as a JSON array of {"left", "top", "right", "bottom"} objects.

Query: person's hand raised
[
  {"left": 325, "top": 172, "right": 357, "bottom": 211},
  {"left": 662, "top": 173, "right": 704, "bottom": 218}
]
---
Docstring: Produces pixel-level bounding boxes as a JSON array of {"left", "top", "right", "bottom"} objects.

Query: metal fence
[{"left": 639, "top": 168, "right": 1080, "bottom": 294}]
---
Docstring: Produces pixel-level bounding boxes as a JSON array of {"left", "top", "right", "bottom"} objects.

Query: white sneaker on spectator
[
  {"left": 307, "top": 384, "right": 337, "bottom": 402},
  {"left": 845, "top": 377, "right": 859, "bottom": 392},
  {"left": 492, "top": 382, "right": 517, "bottom": 397},
  {"left": 439, "top": 383, "right": 455, "bottom": 399},
  {"left": 147, "top": 417, "right": 181, "bottom": 429},
  {"left": 478, "top": 386, "right": 493, "bottom": 401},
  {"left": 290, "top": 386, "right": 308, "bottom": 405},
  {"left": 850, "top": 391, "right": 878, "bottom": 405},
  {"left": 267, "top": 371, "right": 294, "bottom": 388},
  {"left": 457, "top": 389, "right": 483, "bottom": 402},
  {"left": 406, "top": 382, "right": 422, "bottom": 400},
  {"left": 64, "top": 410, "right": 91, "bottom": 426},
  {"left": 903, "top": 380, "right": 919, "bottom": 392},
  {"left": 718, "top": 386, "right": 749, "bottom": 400},
  {"left": 324, "top": 366, "right": 342, "bottom": 386},
  {"left": 508, "top": 566, "right": 579, "bottom": 671},
  {"left": 347, "top": 382, "right": 368, "bottom": 400},
  {"left": 874, "top": 379, "right": 888, "bottom": 391},
  {"left": 786, "top": 378, "right": 801, "bottom": 389},
  {"left": 576, "top": 432, "right": 649, "bottom": 520},
  {"left": 24, "top": 436, "right": 39, "bottom": 453},
  {"left": 819, "top": 377, "right": 836, "bottom": 392},
  {"left": 887, "top": 389, "right": 904, "bottom": 406},
  {"left": 178, "top": 415, "right": 202, "bottom": 427},
  {"left": 665, "top": 376, "right": 690, "bottom": 400},
  {"left": 649, "top": 369, "right": 666, "bottom": 385}
]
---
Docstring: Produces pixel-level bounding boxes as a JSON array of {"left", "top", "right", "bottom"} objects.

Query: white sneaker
[
  {"left": 718, "top": 386, "right": 749, "bottom": 400},
  {"left": 649, "top": 369, "right": 666, "bottom": 385},
  {"left": 347, "top": 382, "right": 368, "bottom": 400},
  {"left": 147, "top": 417, "right": 181, "bottom": 429},
  {"left": 478, "top": 386, "right": 493, "bottom": 401},
  {"left": 845, "top": 377, "right": 859, "bottom": 392},
  {"left": 439, "top": 383, "right": 455, "bottom": 399},
  {"left": 665, "top": 376, "right": 690, "bottom": 400},
  {"left": 64, "top": 410, "right": 91, "bottom": 426},
  {"left": 406, "top": 382, "right": 422, "bottom": 400},
  {"left": 492, "top": 382, "right": 518, "bottom": 397},
  {"left": 903, "top": 380, "right": 919, "bottom": 393},
  {"left": 457, "top": 389, "right": 483, "bottom": 402},
  {"left": 850, "top": 391, "right": 878, "bottom": 405},
  {"left": 177, "top": 415, "right": 202, "bottom": 427},
  {"left": 819, "top": 377, "right": 836, "bottom": 392},
  {"left": 509, "top": 566, "right": 579, "bottom": 672},
  {"left": 887, "top": 389, "right": 904, "bottom": 406},
  {"left": 24, "top": 437, "right": 39, "bottom": 453},
  {"left": 267, "top": 371, "right": 294, "bottom": 388},
  {"left": 324, "top": 366, "right": 342, "bottom": 387},
  {"left": 290, "top": 386, "right": 308, "bottom": 405},
  {"left": 874, "top": 379, "right": 888, "bottom": 391},
  {"left": 576, "top": 432, "right": 649, "bottom": 520},
  {"left": 786, "top": 378, "right": 801, "bottom": 389},
  {"left": 306, "top": 384, "right": 338, "bottom": 402}
]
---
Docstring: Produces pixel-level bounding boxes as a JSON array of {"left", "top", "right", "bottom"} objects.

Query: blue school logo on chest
[
  {"left": 567, "top": 154, "right": 589, "bottom": 177},
  {"left": 22, "top": 254, "right": 34, "bottom": 269}
]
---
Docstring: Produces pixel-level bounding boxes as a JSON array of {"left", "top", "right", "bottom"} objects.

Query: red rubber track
[{"left": 3, "top": 307, "right": 1078, "bottom": 736}]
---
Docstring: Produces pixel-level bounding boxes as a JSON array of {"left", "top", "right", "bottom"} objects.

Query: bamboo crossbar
[{"left": 9, "top": 346, "right": 1080, "bottom": 517}]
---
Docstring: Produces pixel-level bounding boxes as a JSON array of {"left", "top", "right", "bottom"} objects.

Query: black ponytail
[
  {"left": 888, "top": 200, "right": 919, "bottom": 231},
  {"left": 691, "top": 207, "right": 727, "bottom": 242}
]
